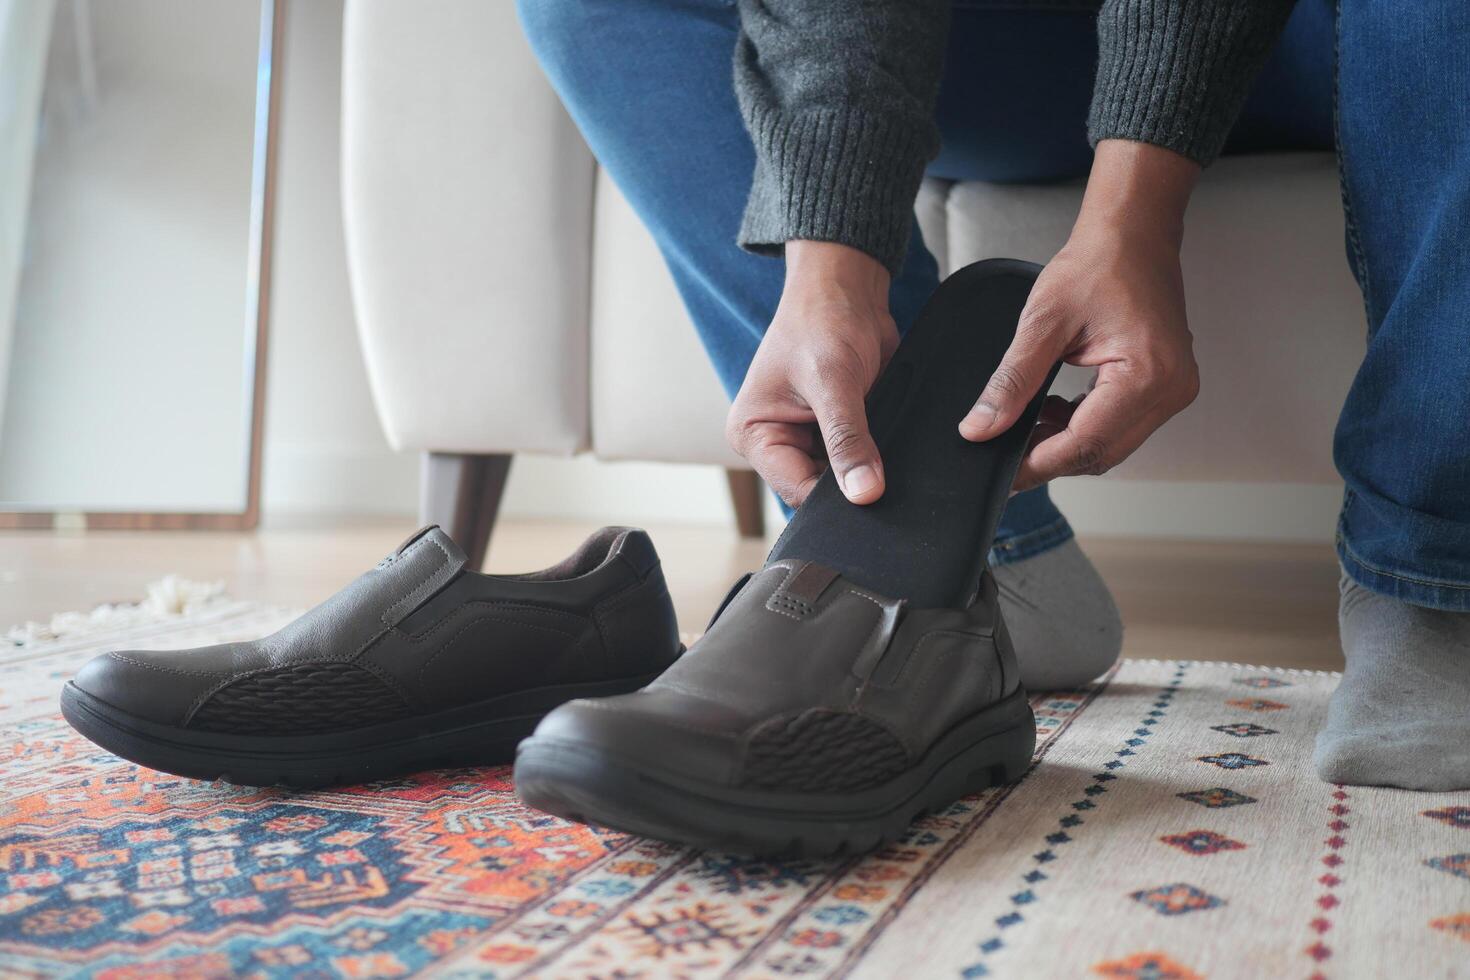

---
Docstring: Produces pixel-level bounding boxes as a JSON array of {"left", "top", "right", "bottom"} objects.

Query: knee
[
  {"left": 516, "top": 0, "right": 596, "bottom": 70},
  {"left": 1050, "top": 596, "right": 1124, "bottom": 689},
  {"left": 520, "top": 0, "right": 680, "bottom": 108},
  {"left": 994, "top": 540, "right": 1125, "bottom": 691},
  {"left": 1012, "top": 597, "right": 1122, "bottom": 692},
  {"left": 518, "top": 0, "right": 661, "bottom": 59}
]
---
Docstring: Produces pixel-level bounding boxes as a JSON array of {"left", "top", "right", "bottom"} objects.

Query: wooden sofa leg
[
  {"left": 420, "top": 453, "right": 513, "bottom": 571},
  {"left": 725, "top": 468, "right": 765, "bottom": 539}
]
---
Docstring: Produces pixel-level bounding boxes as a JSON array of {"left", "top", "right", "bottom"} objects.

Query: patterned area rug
[{"left": 2, "top": 593, "right": 1468, "bottom": 979}]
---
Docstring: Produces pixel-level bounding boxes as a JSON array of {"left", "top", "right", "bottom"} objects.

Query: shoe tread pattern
[
  {"left": 189, "top": 663, "right": 411, "bottom": 735},
  {"left": 741, "top": 709, "right": 909, "bottom": 792}
]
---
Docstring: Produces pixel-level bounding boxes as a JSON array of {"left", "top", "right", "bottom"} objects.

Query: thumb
[
  {"left": 959, "top": 311, "right": 1067, "bottom": 442},
  {"left": 810, "top": 384, "right": 885, "bottom": 505}
]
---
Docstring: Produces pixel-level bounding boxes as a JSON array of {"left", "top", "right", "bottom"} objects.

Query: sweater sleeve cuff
[
  {"left": 737, "top": 102, "right": 935, "bottom": 277},
  {"left": 1087, "top": 0, "right": 1295, "bottom": 167}
]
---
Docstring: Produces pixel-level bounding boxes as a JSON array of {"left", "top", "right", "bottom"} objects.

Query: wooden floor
[{"left": 1, "top": 519, "right": 1345, "bottom": 671}]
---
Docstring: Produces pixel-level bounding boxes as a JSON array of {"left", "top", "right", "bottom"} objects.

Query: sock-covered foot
[
  {"left": 992, "top": 538, "right": 1123, "bottom": 691},
  {"left": 1314, "top": 573, "right": 1470, "bottom": 791}
]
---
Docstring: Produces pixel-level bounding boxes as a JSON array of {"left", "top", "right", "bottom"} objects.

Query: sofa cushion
[{"left": 343, "top": 0, "right": 594, "bottom": 456}]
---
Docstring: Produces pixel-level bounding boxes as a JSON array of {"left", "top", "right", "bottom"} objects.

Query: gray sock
[
  {"left": 1314, "top": 572, "right": 1470, "bottom": 791},
  {"left": 993, "top": 538, "right": 1123, "bottom": 691}
]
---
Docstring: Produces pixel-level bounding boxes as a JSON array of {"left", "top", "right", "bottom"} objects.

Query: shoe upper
[
  {"left": 71, "top": 525, "right": 681, "bottom": 732},
  {"left": 529, "top": 558, "right": 1021, "bottom": 793}
]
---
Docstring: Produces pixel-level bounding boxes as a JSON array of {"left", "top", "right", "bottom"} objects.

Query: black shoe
[
  {"left": 514, "top": 560, "right": 1034, "bottom": 856},
  {"left": 61, "top": 525, "right": 681, "bottom": 787}
]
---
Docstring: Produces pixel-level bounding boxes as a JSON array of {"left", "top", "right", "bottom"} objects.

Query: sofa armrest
[{"left": 341, "top": 0, "right": 593, "bottom": 455}]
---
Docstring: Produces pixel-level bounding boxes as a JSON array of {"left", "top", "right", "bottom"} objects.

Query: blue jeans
[{"left": 521, "top": 0, "right": 1470, "bottom": 609}]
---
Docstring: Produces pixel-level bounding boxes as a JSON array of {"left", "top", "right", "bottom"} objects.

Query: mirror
[{"left": 0, "top": 0, "right": 279, "bottom": 529}]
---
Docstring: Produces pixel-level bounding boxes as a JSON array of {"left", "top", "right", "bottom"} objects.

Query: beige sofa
[{"left": 340, "top": 1, "right": 1364, "bottom": 566}]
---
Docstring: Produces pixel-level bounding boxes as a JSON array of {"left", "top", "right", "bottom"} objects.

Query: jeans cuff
[
  {"left": 989, "top": 515, "right": 1075, "bottom": 567},
  {"left": 1336, "top": 535, "right": 1470, "bottom": 613},
  {"left": 1337, "top": 487, "right": 1470, "bottom": 612}
]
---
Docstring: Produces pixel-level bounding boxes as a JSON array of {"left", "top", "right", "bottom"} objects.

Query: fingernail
[
  {"left": 968, "top": 401, "right": 997, "bottom": 431},
  {"left": 843, "top": 465, "right": 879, "bottom": 498}
]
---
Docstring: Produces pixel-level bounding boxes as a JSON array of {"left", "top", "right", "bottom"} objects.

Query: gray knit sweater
[{"left": 734, "top": 0, "right": 1297, "bottom": 274}]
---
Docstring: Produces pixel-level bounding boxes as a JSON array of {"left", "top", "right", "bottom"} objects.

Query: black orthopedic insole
[{"left": 766, "top": 258, "right": 1061, "bottom": 609}]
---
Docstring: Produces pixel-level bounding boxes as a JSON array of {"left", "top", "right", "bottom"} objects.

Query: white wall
[
  {"left": 0, "top": 0, "right": 256, "bottom": 512},
  {"left": 0, "top": 0, "right": 54, "bottom": 428}
]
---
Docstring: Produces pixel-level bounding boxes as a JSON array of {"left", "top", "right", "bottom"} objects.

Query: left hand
[{"left": 958, "top": 140, "right": 1203, "bottom": 491}]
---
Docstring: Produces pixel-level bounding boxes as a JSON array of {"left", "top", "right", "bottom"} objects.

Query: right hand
[{"left": 726, "top": 241, "right": 897, "bottom": 508}]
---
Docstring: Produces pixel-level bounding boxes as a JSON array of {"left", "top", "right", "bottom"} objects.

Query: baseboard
[
  {"left": 504, "top": 456, "right": 1342, "bottom": 544},
  {"left": 1052, "top": 479, "right": 1342, "bottom": 543},
  {"left": 500, "top": 456, "right": 738, "bottom": 525},
  {"left": 261, "top": 446, "right": 1343, "bottom": 546}
]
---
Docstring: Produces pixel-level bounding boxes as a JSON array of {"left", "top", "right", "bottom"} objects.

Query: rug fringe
[
  {"left": 1124, "top": 657, "right": 1341, "bottom": 678},
  {"left": 5, "top": 576, "right": 229, "bottom": 647}
]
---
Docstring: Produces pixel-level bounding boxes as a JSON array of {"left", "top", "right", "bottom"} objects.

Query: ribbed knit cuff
[
  {"left": 738, "top": 103, "right": 937, "bottom": 277},
  {"left": 1087, "top": 0, "right": 1296, "bottom": 166}
]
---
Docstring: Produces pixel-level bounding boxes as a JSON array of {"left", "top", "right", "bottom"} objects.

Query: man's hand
[
  {"left": 727, "top": 241, "right": 897, "bottom": 507},
  {"left": 959, "top": 140, "right": 1203, "bottom": 491}
]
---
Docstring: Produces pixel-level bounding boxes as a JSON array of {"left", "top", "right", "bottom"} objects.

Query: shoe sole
[
  {"left": 514, "top": 689, "right": 1036, "bottom": 857},
  {"left": 60, "top": 671, "right": 668, "bottom": 789}
]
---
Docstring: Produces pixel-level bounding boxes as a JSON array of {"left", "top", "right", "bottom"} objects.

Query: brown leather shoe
[
  {"left": 61, "top": 525, "right": 681, "bottom": 787},
  {"left": 517, "top": 259, "right": 1053, "bottom": 855},
  {"left": 514, "top": 558, "right": 1034, "bottom": 856}
]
